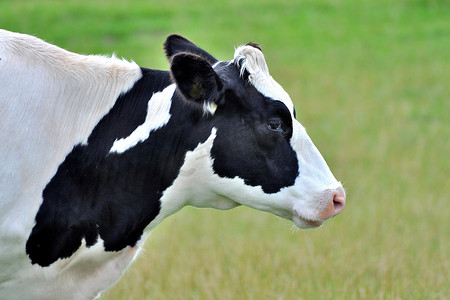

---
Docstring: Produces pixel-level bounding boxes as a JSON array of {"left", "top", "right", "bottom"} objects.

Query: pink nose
[{"left": 318, "top": 187, "right": 346, "bottom": 219}]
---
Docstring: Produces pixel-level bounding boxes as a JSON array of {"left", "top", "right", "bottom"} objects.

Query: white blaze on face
[
  {"left": 234, "top": 45, "right": 295, "bottom": 116},
  {"left": 289, "top": 121, "right": 345, "bottom": 228}
]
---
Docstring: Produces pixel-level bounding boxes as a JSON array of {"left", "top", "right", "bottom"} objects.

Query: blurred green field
[{"left": 1, "top": 0, "right": 449, "bottom": 299}]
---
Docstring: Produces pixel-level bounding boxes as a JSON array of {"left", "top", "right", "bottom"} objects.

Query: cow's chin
[{"left": 292, "top": 215, "right": 324, "bottom": 229}]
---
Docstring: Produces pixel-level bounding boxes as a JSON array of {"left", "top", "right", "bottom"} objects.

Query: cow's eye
[{"left": 268, "top": 119, "right": 283, "bottom": 133}]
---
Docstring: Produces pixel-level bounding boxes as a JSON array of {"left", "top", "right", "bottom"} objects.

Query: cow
[{"left": 0, "top": 29, "right": 345, "bottom": 299}]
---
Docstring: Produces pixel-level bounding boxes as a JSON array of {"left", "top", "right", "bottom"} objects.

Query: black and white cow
[{"left": 0, "top": 29, "right": 345, "bottom": 299}]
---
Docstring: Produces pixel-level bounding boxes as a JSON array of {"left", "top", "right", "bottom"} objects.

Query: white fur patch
[
  {"left": 0, "top": 29, "right": 142, "bottom": 300},
  {"left": 233, "top": 45, "right": 294, "bottom": 116},
  {"left": 109, "top": 84, "right": 176, "bottom": 154}
]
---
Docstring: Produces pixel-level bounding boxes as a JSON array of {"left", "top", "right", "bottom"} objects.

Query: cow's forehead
[{"left": 231, "top": 45, "right": 295, "bottom": 116}]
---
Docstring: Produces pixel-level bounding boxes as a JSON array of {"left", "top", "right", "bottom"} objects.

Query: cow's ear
[
  {"left": 164, "top": 34, "right": 218, "bottom": 65},
  {"left": 170, "top": 53, "right": 224, "bottom": 105}
]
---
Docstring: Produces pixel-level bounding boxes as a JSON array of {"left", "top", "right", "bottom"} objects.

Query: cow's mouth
[
  {"left": 292, "top": 213, "right": 324, "bottom": 228},
  {"left": 303, "top": 219, "right": 322, "bottom": 227}
]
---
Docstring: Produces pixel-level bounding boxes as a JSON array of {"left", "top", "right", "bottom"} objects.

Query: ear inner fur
[{"left": 170, "top": 53, "right": 223, "bottom": 104}]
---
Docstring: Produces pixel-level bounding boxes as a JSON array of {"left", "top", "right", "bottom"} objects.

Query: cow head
[{"left": 164, "top": 35, "right": 345, "bottom": 228}]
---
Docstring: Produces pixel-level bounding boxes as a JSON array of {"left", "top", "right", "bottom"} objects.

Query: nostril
[{"left": 332, "top": 193, "right": 346, "bottom": 215}]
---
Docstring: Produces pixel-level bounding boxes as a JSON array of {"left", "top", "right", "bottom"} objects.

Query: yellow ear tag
[{"left": 203, "top": 102, "right": 218, "bottom": 115}]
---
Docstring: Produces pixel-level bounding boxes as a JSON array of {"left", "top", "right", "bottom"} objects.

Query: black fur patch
[{"left": 211, "top": 90, "right": 299, "bottom": 194}]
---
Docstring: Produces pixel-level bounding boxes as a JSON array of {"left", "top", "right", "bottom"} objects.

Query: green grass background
[{"left": 1, "top": 0, "right": 448, "bottom": 299}]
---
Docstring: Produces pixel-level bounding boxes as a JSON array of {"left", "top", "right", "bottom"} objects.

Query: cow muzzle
[
  {"left": 292, "top": 184, "right": 346, "bottom": 228},
  {"left": 318, "top": 185, "right": 346, "bottom": 219}
]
